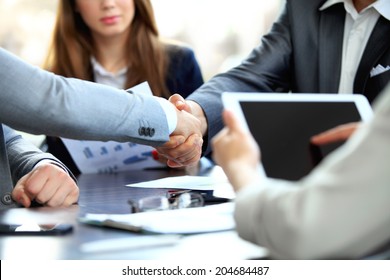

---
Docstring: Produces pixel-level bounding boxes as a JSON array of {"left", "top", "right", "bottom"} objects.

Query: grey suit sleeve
[
  {"left": 0, "top": 48, "right": 169, "bottom": 146},
  {"left": 3, "top": 125, "right": 75, "bottom": 184},
  {"left": 187, "top": 3, "right": 292, "bottom": 154}
]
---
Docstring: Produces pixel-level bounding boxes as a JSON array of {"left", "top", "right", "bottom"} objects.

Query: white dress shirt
[
  {"left": 234, "top": 83, "right": 390, "bottom": 259},
  {"left": 320, "top": 0, "right": 390, "bottom": 94}
]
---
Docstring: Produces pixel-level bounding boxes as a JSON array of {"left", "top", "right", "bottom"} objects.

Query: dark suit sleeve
[
  {"left": 187, "top": 3, "right": 293, "bottom": 155},
  {"left": 4, "top": 125, "right": 76, "bottom": 184}
]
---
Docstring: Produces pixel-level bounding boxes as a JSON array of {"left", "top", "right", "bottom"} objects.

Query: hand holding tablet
[{"left": 222, "top": 93, "right": 373, "bottom": 180}]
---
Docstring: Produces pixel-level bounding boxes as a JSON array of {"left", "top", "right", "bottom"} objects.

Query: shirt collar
[
  {"left": 319, "top": 0, "right": 344, "bottom": 11},
  {"left": 374, "top": 0, "right": 390, "bottom": 20},
  {"left": 90, "top": 57, "right": 127, "bottom": 77},
  {"left": 319, "top": 0, "right": 390, "bottom": 21}
]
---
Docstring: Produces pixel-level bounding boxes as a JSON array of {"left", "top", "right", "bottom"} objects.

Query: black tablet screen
[{"left": 240, "top": 101, "right": 361, "bottom": 180}]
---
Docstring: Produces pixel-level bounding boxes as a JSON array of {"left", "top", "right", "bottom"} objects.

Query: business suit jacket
[
  {"left": 0, "top": 47, "right": 171, "bottom": 208},
  {"left": 188, "top": 0, "right": 390, "bottom": 154},
  {"left": 0, "top": 48, "right": 170, "bottom": 146},
  {"left": 0, "top": 125, "right": 75, "bottom": 209},
  {"left": 234, "top": 84, "right": 390, "bottom": 259}
]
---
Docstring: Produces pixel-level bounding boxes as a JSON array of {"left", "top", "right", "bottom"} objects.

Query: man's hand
[
  {"left": 156, "top": 96, "right": 204, "bottom": 167},
  {"left": 156, "top": 94, "right": 207, "bottom": 168},
  {"left": 12, "top": 163, "right": 79, "bottom": 208},
  {"left": 311, "top": 122, "right": 360, "bottom": 146},
  {"left": 169, "top": 94, "right": 208, "bottom": 136},
  {"left": 169, "top": 94, "right": 192, "bottom": 113},
  {"left": 212, "top": 110, "right": 262, "bottom": 191}
]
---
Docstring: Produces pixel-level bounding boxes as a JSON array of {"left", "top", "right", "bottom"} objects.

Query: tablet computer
[{"left": 222, "top": 93, "right": 373, "bottom": 181}]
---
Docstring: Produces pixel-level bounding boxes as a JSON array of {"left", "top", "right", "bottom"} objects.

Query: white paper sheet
[
  {"left": 127, "top": 167, "right": 236, "bottom": 199},
  {"left": 61, "top": 82, "right": 166, "bottom": 174},
  {"left": 80, "top": 202, "right": 236, "bottom": 234},
  {"left": 80, "top": 235, "right": 181, "bottom": 253},
  {"left": 127, "top": 175, "right": 226, "bottom": 190}
]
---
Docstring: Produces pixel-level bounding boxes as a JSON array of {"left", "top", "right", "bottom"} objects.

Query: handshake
[
  {"left": 156, "top": 94, "right": 360, "bottom": 169},
  {"left": 156, "top": 94, "right": 207, "bottom": 168}
]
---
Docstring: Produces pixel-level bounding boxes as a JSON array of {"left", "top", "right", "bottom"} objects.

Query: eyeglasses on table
[{"left": 128, "top": 191, "right": 204, "bottom": 213}]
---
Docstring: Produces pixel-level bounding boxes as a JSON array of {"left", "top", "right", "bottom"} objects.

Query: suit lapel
[
  {"left": 318, "top": 4, "right": 346, "bottom": 93},
  {"left": 354, "top": 16, "right": 390, "bottom": 97}
]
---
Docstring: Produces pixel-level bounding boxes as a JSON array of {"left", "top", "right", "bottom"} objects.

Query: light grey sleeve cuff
[{"left": 155, "top": 97, "right": 177, "bottom": 134}]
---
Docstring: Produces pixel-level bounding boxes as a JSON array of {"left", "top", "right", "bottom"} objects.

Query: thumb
[
  {"left": 169, "top": 94, "right": 191, "bottom": 112},
  {"left": 12, "top": 176, "right": 32, "bottom": 208},
  {"left": 223, "top": 110, "right": 241, "bottom": 131}
]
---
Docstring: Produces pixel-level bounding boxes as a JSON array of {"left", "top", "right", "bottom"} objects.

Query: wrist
[{"left": 224, "top": 162, "right": 260, "bottom": 192}]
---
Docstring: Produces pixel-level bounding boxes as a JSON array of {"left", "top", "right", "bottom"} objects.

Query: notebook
[{"left": 222, "top": 93, "right": 373, "bottom": 180}]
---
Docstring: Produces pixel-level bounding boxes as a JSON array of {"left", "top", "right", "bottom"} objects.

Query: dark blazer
[
  {"left": 47, "top": 44, "right": 204, "bottom": 175},
  {"left": 188, "top": 0, "right": 390, "bottom": 154},
  {"left": 165, "top": 44, "right": 204, "bottom": 96}
]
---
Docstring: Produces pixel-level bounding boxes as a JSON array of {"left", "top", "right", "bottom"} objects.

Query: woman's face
[{"left": 75, "top": 0, "right": 135, "bottom": 39}]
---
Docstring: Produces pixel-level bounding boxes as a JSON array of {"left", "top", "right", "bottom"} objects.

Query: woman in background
[{"left": 44, "top": 0, "right": 204, "bottom": 174}]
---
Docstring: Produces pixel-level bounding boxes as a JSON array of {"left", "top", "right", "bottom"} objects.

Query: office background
[{"left": 0, "top": 0, "right": 283, "bottom": 81}]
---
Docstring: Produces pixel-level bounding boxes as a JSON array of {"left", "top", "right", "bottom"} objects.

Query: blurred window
[{"left": 0, "top": 0, "right": 282, "bottom": 80}]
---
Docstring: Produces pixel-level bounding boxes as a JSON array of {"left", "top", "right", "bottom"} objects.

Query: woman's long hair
[{"left": 44, "top": 0, "right": 169, "bottom": 97}]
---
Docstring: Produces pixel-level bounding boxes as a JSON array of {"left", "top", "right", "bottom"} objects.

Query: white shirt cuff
[
  {"left": 156, "top": 98, "right": 177, "bottom": 134},
  {"left": 33, "top": 159, "right": 69, "bottom": 174}
]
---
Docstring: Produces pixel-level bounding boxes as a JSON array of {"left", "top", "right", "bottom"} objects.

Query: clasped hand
[
  {"left": 156, "top": 94, "right": 203, "bottom": 168},
  {"left": 12, "top": 163, "right": 79, "bottom": 208}
]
